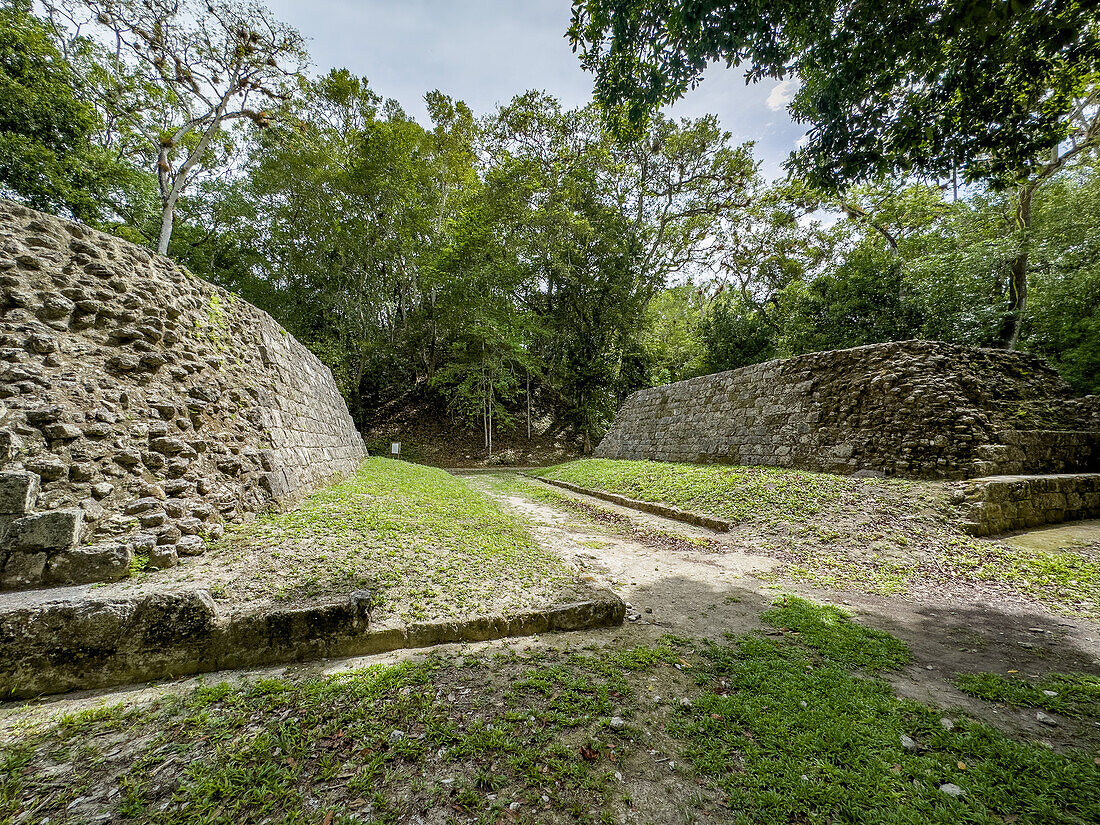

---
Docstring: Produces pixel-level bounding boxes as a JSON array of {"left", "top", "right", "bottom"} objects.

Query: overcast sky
[{"left": 267, "top": 0, "right": 806, "bottom": 180}]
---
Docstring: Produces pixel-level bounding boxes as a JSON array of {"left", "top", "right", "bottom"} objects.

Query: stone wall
[
  {"left": 959, "top": 474, "right": 1100, "bottom": 536},
  {"left": 0, "top": 201, "right": 367, "bottom": 589},
  {"left": 595, "top": 340, "right": 1099, "bottom": 479}
]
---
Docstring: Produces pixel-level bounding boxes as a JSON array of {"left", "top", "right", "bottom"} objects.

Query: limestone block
[
  {"left": 25, "top": 455, "right": 67, "bottom": 481},
  {"left": 177, "top": 535, "right": 206, "bottom": 556},
  {"left": 0, "top": 471, "right": 39, "bottom": 514},
  {"left": 146, "top": 543, "right": 178, "bottom": 570},
  {"left": 6, "top": 508, "right": 83, "bottom": 550},
  {"left": 46, "top": 542, "right": 131, "bottom": 584},
  {"left": 42, "top": 422, "right": 81, "bottom": 440},
  {"left": 1, "top": 551, "right": 48, "bottom": 588}
]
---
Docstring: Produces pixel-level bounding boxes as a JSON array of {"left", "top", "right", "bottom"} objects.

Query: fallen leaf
[
  {"left": 890, "top": 764, "right": 901, "bottom": 774},
  {"left": 580, "top": 745, "right": 599, "bottom": 761},
  {"left": 957, "top": 761, "right": 966, "bottom": 770},
  {"left": 285, "top": 757, "right": 297, "bottom": 769},
  {"left": 1008, "top": 670, "right": 1018, "bottom": 674},
  {"left": 323, "top": 812, "right": 333, "bottom": 825}
]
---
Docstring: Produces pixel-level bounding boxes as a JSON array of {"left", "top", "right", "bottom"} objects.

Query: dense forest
[{"left": 3, "top": 0, "right": 1099, "bottom": 453}]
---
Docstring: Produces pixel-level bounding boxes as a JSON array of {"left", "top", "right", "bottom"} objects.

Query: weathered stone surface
[
  {"left": 6, "top": 509, "right": 82, "bottom": 550},
  {"left": 46, "top": 542, "right": 131, "bottom": 584},
  {"left": 0, "top": 586, "right": 624, "bottom": 698},
  {"left": 42, "top": 422, "right": 82, "bottom": 441},
  {"left": 0, "top": 200, "right": 367, "bottom": 590},
  {"left": 145, "top": 543, "right": 178, "bottom": 570},
  {"left": 0, "top": 471, "right": 39, "bottom": 514},
  {"left": 960, "top": 473, "right": 1100, "bottom": 535},
  {"left": 176, "top": 534, "right": 206, "bottom": 556},
  {"left": 596, "top": 340, "right": 1099, "bottom": 480},
  {"left": 1, "top": 551, "right": 47, "bottom": 588}
]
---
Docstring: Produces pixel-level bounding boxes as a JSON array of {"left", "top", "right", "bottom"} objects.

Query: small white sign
[{"left": 391, "top": 442, "right": 401, "bottom": 455}]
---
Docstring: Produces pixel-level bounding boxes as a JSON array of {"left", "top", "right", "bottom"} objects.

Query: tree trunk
[
  {"left": 156, "top": 200, "right": 176, "bottom": 255},
  {"left": 998, "top": 185, "right": 1033, "bottom": 350}
]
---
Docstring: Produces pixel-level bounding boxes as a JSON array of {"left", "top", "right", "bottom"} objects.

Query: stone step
[
  {"left": 983, "top": 429, "right": 1099, "bottom": 476},
  {"left": 0, "top": 583, "right": 625, "bottom": 698},
  {"left": 959, "top": 473, "right": 1100, "bottom": 536}
]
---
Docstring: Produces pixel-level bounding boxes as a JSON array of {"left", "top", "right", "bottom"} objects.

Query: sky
[{"left": 267, "top": 0, "right": 806, "bottom": 180}]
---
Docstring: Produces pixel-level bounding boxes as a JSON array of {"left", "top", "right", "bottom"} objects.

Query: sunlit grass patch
[
  {"left": 942, "top": 537, "right": 1100, "bottom": 616},
  {"left": 212, "top": 458, "right": 574, "bottom": 621},
  {"left": 672, "top": 632, "right": 1100, "bottom": 824},
  {"left": 761, "top": 595, "right": 910, "bottom": 672}
]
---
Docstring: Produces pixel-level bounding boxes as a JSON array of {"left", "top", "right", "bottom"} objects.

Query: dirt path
[{"left": 465, "top": 473, "right": 1100, "bottom": 750}]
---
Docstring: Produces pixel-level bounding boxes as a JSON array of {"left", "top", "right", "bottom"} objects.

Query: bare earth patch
[{"left": 533, "top": 459, "right": 1100, "bottom": 616}]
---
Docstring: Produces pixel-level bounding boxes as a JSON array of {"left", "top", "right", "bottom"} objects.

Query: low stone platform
[
  {"left": 0, "top": 584, "right": 624, "bottom": 698},
  {"left": 528, "top": 475, "right": 732, "bottom": 532},
  {"left": 960, "top": 473, "right": 1100, "bottom": 536}
]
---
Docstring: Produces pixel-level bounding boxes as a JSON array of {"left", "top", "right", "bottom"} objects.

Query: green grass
[
  {"left": 4, "top": 599, "right": 1097, "bottom": 824},
  {"left": 532, "top": 458, "right": 872, "bottom": 523},
  {"left": 672, "top": 633, "right": 1099, "bottom": 825},
  {"left": 0, "top": 649, "right": 676, "bottom": 825},
  {"left": 761, "top": 595, "right": 911, "bottom": 672},
  {"left": 955, "top": 671, "right": 1100, "bottom": 721},
  {"left": 214, "top": 458, "right": 573, "bottom": 621},
  {"left": 530, "top": 460, "right": 1100, "bottom": 616},
  {"left": 943, "top": 537, "right": 1100, "bottom": 615}
]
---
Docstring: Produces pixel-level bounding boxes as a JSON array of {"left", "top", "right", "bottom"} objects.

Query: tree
[
  {"left": 482, "top": 93, "right": 757, "bottom": 447},
  {"left": 0, "top": 1, "right": 119, "bottom": 219},
  {"left": 44, "top": 0, "right": 306, "bottom": 254},
  {"left": 569, "top": 0, "right": 1100, "bottom": 190}
]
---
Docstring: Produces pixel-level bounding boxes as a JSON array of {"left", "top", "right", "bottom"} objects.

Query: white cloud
[
  {"left": 765, "top": 78, "right": 798, "bottom": 112},
  {"left": 795, "top": 132, "right": 811, "bottom": 149}
]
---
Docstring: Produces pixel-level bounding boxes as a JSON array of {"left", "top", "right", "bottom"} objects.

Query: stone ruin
[
  {"left": 596, "top": 340, "right": 1100, "bottom": 533},
  {"left": 597, "top": 340, "right": 1099, "bottom": 479},
  {"left": 0, "top": 200, "right": 367, "bottom": 590}
]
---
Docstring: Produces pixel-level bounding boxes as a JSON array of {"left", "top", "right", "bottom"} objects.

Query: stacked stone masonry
[
  {"left": 960, "top": 474, "right": 1100, "bottom": 536},
  {"left": 595, "top": 340, "right": 1099, "bottom": 480},
  {"left": 0, "top": 201, "right": 367, "bottom": 590}
]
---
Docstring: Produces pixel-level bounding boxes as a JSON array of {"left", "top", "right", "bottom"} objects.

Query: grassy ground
[
  {"left": 140, "top": 458, "right": 578, "bottom": 623},
  {"left": 532, "top": 460, "right": 1100, "bottom": 616},
  {"left": 3, "top": 597, "right": 1097, "bottom": 824},
  {"left": 955, "top": 671, "right": 1100, "bottom": 720},
  {"left": 532, "top": 459, "right": 858, "bottom": 525}
]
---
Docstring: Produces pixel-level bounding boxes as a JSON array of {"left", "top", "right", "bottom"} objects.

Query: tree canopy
[
  {"left": 0, "top": 1, "right": 118, "bottom": 219},
  {"left": 3, "top": 0, "right": 1100, "bottom": 454},
  {"left": 569, "top": 0, "right": 1100, "bottom": 190}
]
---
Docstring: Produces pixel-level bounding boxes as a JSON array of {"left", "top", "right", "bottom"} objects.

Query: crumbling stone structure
[
  {"left": 0, "top": 201, "right": 367, "bottom": 590},
  {"left": 596, "top": 340, "right": 1099, "bottom": 480}
]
